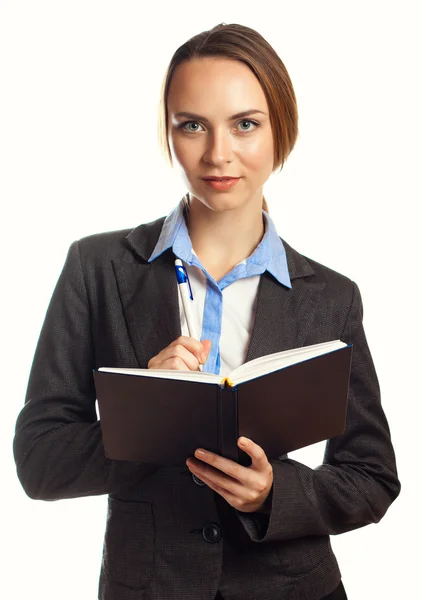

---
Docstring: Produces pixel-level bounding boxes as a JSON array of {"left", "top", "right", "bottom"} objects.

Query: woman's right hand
[{"left": 147, "top": 337, "right": 212, "bottom": 371}]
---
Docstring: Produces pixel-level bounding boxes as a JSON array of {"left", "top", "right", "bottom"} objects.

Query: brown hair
[{"left": 158, "top": 23, "right": 299, "bottom": 213}]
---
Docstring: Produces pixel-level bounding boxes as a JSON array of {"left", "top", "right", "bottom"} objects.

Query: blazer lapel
[
  {"left": 245, "top": 240, "right": 326, "bottom": 362},
  {"left": 112, "top": 218, "right": 181, "bottom": 368}
]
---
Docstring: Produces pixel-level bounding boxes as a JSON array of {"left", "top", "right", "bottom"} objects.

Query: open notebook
[
  {"left": 94, "top": 340, "right": 352, "bottom": 465},
  {"left": 99, "top": 340, "right": 348, "bottom": 386}
]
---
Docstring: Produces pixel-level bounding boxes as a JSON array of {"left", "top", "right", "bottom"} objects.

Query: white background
[{"left": 1, "top": 1, "right": 419, "bottom": 598}]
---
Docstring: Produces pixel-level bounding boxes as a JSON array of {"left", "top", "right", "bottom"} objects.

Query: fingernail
[
  {"left": 200, "top": 353, "right": 207, "bottom": 363},
  {"left": 195, "top": 449, "right": 206, "bottom": 457}
]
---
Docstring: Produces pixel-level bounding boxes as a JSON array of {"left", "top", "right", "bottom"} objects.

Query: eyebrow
[{"left": 173, "top": 109, "right": 267, "bottom": 122}]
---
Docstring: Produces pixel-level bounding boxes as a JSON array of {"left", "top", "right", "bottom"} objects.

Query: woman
[{"left": 13, "top": 22, "right": 400, "bottom": 600}]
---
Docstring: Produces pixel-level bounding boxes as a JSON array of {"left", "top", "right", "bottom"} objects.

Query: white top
[{"left": 178, "top": 256, "right": 261, "bottom": 378}]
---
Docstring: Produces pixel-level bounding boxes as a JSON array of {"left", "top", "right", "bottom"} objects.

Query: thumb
[{"left": 201, "top": 339, "right": 212, "bottom": 357}]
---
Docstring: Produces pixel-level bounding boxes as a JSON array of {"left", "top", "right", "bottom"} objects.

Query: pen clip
[{"left": 175, "top": 263, "right": 194, "bottom": 300}]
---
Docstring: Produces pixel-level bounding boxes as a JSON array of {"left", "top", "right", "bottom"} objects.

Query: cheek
[
  {"left": 240, "top": 137, "right": 274, "bottom": 172},
  {"left": 169, "top": 134, "right": 196, "bottom": 170}
]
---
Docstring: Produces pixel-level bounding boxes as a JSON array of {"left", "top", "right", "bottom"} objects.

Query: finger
[
  {"left": 201, "top": 339, "right": 212, "bottom": 359},
  {"left": 148, "top": 354, "right": 191, "bottom": 371},
  {"left": 157, "top": 343, "right": 202, "bottom": 371},
  {"left": 187, "top": 467, "right": 238, "bottom": 503},
  {"left": 238, "top": 437, "right": 270, "bottom": 471},
  {"left": 190, "top": 449, "right": 252, "bottom": 485},
  {"left": 186, "top": 459, "right": 245, "bottom": 497},
  {"left": 168, "top": 336, "right": 211, "bottom": 365}
]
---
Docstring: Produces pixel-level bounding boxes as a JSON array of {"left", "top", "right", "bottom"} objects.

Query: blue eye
[
  {"left": 178, "top": 119, "right": 260, "bottom": 133},
  {"left": 237, "top": 119, "right": 259, "bottom": 131},
  {"left": 179, "top": 121, "right": 203, "bottom": 132}
]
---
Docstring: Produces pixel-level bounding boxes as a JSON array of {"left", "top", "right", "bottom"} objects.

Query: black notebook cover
[{"left": 94, "top": 344, "right": 352, "bottom": 466}]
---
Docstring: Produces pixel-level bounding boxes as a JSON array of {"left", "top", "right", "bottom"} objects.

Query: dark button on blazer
[{"left": 13, "top": 215, "right": 401, "bottom": 600}]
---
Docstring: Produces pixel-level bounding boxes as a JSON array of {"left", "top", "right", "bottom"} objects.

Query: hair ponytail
[{"left": 262, "top": 196, "right": 269, "bottom": 213}]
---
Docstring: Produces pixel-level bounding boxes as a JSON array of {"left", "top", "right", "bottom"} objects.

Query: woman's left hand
[{"left": 186, "top": 437, "right": 273, "bottom": 513}]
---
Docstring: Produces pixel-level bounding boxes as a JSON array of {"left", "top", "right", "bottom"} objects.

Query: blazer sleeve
[
  {"left": 236, "top": 281, "right": 401, "bottom": 542},
  {"left": 13, "top": 241, "right": 158, "bottom": 501}
]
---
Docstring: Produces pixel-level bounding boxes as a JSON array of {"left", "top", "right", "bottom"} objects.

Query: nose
[{"left": 202, "top": 127, "right": 234, "bottom": 165}]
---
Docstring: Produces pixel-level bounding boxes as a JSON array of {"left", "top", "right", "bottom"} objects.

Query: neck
[{"left": 185, "top": 194, "right": 265, "bottom": 281}]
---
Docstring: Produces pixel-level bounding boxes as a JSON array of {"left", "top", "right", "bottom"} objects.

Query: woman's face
[{"left": 167, "top": 57, "right": 274, "bottom": 213}]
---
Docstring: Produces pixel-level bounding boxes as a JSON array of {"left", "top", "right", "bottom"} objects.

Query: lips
[
  {"left": 203, "top": 178, "right": 241, "bottom": 191},
  {"left": 202, "top": 177, "right": 240, "bottom": 181}
]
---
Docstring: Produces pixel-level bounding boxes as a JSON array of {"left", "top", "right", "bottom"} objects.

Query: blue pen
[{"left": 174, "top": 259, "right": 203, "bottom": 371}]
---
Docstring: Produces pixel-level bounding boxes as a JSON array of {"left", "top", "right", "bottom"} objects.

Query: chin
[{"left": 192, "top": 192, "right": 246, "bottom": 213}]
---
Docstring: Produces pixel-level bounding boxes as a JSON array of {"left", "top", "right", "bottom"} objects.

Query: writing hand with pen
[{"left": 148, "top": 331, "right": 273, "bottom": 514}]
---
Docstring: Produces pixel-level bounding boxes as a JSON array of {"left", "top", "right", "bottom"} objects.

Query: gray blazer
[{"left": 13, "top": 215, "right": 400, "bottom": 600}]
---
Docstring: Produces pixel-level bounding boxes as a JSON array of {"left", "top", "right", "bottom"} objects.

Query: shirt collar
[{"left": 148, "top": 198, "right": 291, "bottom": 288}]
